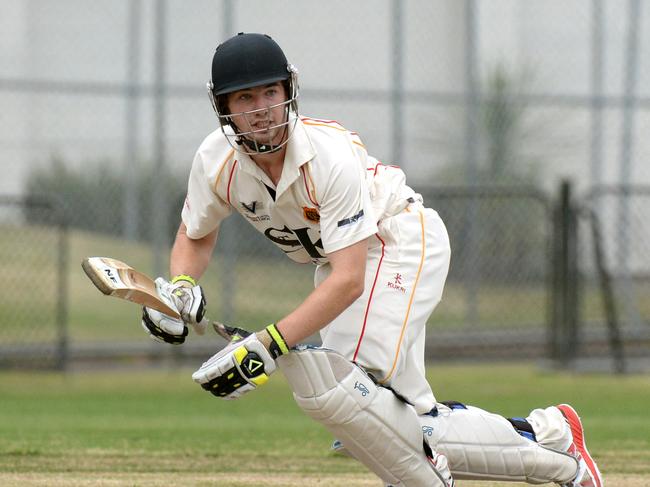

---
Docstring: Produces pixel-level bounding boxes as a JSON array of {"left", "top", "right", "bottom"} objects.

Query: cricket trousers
[{"left": 316, "top": 203, "right": 450, "bottom": 414}]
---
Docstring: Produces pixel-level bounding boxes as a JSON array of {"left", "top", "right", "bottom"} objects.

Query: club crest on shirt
[{"left": 302, "top": 206, "right": 320, "bottom": 223}]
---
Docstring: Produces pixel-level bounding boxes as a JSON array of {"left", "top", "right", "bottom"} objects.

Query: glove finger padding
[
  {"left": 141, "top": 306, "right": 188, "bottom": 344},
  {"left": 172, "top": 285, "right": 206, "bottom": 323},
  {"left": 192, "top": 333, "right": 277, "bottom": 399},
  {"left": 165, "top": 277, "right": 206, "bottom": 325}
]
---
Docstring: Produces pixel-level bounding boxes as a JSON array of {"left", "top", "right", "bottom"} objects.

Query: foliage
[
  {"left": 436, "top": 63, "right": 541, "bottom": 186},
  {"left": 433, "top": 64, "right": 548, "bottom": 282},
  {"left": 24, "top": 157, "right": 187, "bottom": 243}
]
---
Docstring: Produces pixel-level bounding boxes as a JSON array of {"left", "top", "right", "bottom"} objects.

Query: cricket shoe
[{"left": 556, "top": 404, "right": 603, "bottom": 487}]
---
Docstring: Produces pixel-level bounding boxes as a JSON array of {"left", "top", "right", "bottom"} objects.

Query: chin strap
[
  {"left": 236, "top": 122, "right": 289, "bottom": 154},
  {"left": 236, "top": 137, "right": 283, "bottom": 154}
]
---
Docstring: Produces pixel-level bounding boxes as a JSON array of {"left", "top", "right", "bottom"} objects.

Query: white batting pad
[
  {"left": 420, "top": 404, "right": 578, "bottom": 484},
  {"left": 277, "top": 347, "right": 447, "bottom": 486},
  {"left": 526, "top": 405, "right": 573, "bottom": 452}
]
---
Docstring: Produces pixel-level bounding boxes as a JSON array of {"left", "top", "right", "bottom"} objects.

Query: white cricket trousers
[{"left": 315, "top": 203, "right": 451, "bottom": 414}]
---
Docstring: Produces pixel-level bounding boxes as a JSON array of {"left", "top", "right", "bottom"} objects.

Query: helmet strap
[{"left": 236, "top": 122, "right": 289, "bottom": 154}]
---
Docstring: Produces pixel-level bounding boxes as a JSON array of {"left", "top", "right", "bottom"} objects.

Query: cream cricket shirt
[{"left": 182, "top": 116, "right": 418, "bottom": 265}]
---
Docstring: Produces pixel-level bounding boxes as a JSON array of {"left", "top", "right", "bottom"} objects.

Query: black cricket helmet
[{"left": 207, "top": 33, "right": 299, "bottom": 154}]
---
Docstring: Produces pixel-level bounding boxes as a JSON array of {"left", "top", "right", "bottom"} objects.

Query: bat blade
[
  {"left": 81, "top": 256, "right": 180, "bottom": 319},
  {"left": 81, "top": 257, "right": 250, "bottom": 339}
]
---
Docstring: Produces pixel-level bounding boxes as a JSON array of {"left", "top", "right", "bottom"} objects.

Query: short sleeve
[
  {"left": 181, "top": 150, "right": 232, "bottom": 239},
  {"left": 318, "top": 159, "right": 378, "bottom": 254}
]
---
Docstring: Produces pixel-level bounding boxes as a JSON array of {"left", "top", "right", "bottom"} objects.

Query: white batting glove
[
  {"left": 166, "top": 275, "right": 206, "bottom": 326},
  {"left": 140, "top": 275, "right": 206, "bottom": 344},
  {"left": 192, "top": 324, "right": 289, "bottom": 400},
  {"left": 141, "top": 306, "right": 187, "bottom": 344}
]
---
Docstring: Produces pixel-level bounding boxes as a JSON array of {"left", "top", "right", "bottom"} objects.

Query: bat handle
[
  {"left": 193, "top": 318, "right": 252, "bottom": 341},
  {"left": 192, "top": 316, "right": 251, "bottom": 341},
  {"left": 211, "top": 321, "right": 252, "bottom": 341}
]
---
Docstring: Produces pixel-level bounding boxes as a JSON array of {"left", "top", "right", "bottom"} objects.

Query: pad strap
[{"left": 508, "top": 417, "right": 538, "bottom": 442}]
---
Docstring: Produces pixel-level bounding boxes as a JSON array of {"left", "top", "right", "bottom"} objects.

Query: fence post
[
  {"left": 588, "top": 204, "right": 626, "bottom": 373},
  {"left": 56, "top": 200, "right": 69, "bottom": 371},
  {"left": 550, "top": 180, "right": 579, "bottom": 367}
]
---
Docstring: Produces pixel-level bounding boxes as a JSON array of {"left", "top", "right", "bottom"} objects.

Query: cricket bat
[{"left": 81, "top": 257, "right": 248, "bottom": 340}]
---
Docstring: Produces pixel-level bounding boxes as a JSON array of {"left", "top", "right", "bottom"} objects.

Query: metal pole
[
  {"left": 220, "top": 0, "right": 236, "bottom": 325},
  {"left": 391, "top": 0, "right": 405, "bottom": 168},
  {"left": 552, "top": 181, "right": 577, "bottom": 367},
  {"left": 589, "top": 0, "right": 604, "bottom": 189},
  {"left": 464, "top": 0, "right": 480, "bottom": 187},
  {"left": 463, "top": 0, "right": 480, "bottom": 327},
  {"left": 56, "top": 201, "right": 69, "bottom": 371},
  {"left": 589, "top": 207, "right": 626, "bottom": 373},
  {"left": 124, "top": 0, "right": 141, "bottom": 241},
  {"left": 617, "top": 0, "right": 642, "bottom": 329},
  {"left": 152, "top": 0, "right": 168, "bottom": 277},
  {"left": 223, "top": 0, "right": 234, "bottom": 36}
]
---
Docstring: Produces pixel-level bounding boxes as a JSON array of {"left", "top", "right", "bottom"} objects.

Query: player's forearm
[
  {"left": 169, "top": 223, "right": 218, "bottom": 281},
  {"left": 275, "top": 270, "right": 364, "bottom": 347}
]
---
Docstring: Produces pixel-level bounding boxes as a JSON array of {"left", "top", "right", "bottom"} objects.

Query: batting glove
[
  {"left": 141, "top": 276, "right": 205, "bottom": 344},
  {"left": 167, "top": 275, "right": 206, "bottom": 325},
  {"left": 141, "top": 306, "right": 187, "bottom": 344},
  {"left": 192, "top": 324, "right": 289, "bottom": 400}
]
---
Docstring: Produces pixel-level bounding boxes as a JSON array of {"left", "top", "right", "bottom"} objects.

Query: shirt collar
[{"left": 236, "top": 116, "right": 316, "bottom": 197}]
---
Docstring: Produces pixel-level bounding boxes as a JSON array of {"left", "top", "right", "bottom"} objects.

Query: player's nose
[{"left": 251, "top": 94, "right": 271, "bottom": 114}]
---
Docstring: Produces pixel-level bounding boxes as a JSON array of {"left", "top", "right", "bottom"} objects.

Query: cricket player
[{"left": 141, "top": 33, "right": 603, "bottom": 487}]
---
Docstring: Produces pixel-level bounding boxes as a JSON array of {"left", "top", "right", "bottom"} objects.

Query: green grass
[{"left": 0, "top": 363, "right": 649, "bottom": 486}]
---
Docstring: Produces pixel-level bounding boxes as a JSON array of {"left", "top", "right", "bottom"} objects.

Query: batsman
[{"left": 142, "top": 32, "right": 603, "bottom": 487}]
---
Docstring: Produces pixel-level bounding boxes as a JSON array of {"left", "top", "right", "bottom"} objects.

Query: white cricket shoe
[{"left": 556, "top": 404, "right": 604, "bottom": 487}]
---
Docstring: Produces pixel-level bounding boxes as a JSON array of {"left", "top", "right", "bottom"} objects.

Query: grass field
[{"left": 1, "top": 363, "right": 649, "bottom": 486}]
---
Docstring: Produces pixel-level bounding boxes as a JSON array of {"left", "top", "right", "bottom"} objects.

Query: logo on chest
[
  {"left": 241, "top": 201, "right": 270, "bottom": 222},
  {"left": 241, "top": 201, "right": 258, "bottom": 214},
  {"left": 302, "top": 206, "right": 320, "bottom": 223}
]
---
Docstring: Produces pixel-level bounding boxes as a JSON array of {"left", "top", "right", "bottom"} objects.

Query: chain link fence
[
  {"left": 1, "top": 1, "right": 649, "bottom": 369},
  {"left": 418, "top": 186, "right": 553, "bottom": 360},
  {"left": 577, "top": 185, "right": 650, "bottom": 371},
  {"left": 0, "top": 196, "right": 67, "bottom": 369}
]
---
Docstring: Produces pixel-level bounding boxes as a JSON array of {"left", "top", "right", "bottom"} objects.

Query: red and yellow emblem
[{"left": 302, "top": 206, "right": 320, "bottom": 223}]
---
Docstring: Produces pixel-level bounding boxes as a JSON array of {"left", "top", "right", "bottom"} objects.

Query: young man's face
[{"left": 226, "top": 82, "right": 288, "bottom": 147}]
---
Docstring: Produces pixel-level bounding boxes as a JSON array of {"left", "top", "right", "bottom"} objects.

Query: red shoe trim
[{"left": 557, "top": 404, "right": 603, "bottom": 487}]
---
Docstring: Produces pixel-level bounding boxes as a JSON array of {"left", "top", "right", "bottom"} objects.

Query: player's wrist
[{"left": 256, "top": 323, "right": 290, "bottom": 359}]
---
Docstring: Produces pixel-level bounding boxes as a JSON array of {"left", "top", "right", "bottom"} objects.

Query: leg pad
[
  {"left": 278, "top": 347, "right": 447, "bottom": 486},
  {"left": 420, "top": 404, "right": 578, "bottom": 484}
]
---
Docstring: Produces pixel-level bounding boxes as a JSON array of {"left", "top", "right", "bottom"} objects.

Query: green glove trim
[
  {"left": 265, "top": 323, "right": 289, "bottom": 358},
  {"left": 171, "top": 274, "right": 197, "bottom": 287}
]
